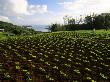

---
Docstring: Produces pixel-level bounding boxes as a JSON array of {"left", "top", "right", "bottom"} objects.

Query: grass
[
  {"left": 0, "top": 32, "right": 7, "bottom": 40},
  {"left": 75, "top": 29, "right": 110, "bottom": 33},
  {"left": 0, "top": 29, "right": 110, "bottom": 40}
]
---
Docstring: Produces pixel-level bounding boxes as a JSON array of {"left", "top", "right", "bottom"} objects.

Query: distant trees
[
  {"left": 48, "top": 24, "right": 60, "bottom": 32},
  {"left": 49, "top": 13, "right": 110, "bottom": 32},
  {"left": 84, "top": 13, "right": 110, "bottom": 30},
  {"left": 84, "top": 14, "right": 95, "bottom": 29},
  {"left": 0, "top": 21, "right": 37, "bottom": 35},
  {"left": 63, "top": 15, "right": 75, "bottom": 25},
  {"left": 102, "top": 13, "right": 110, "bottom": 30}
]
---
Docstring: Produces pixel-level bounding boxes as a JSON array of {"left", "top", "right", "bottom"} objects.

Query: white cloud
[
  {"left": 58, "top": 0, "right": 110, "bottom": 15},
  {"left": 14, "top": 12, "right": 64, "bottom": 25},
  {"left": 0, "top": 0, "right": 48, "bottom": 17},
  {"left": 0, "top": 0, "right": 28, "bottom": 16},
  {"left": 0, "top": 15, "right": 11, "bottom": 22},
  {"left": 28, "top": 5, "right": 48, "bottom": 15}
]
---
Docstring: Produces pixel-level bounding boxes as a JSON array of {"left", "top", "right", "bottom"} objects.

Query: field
[
  {"left": 0, "top": 30, "right": 110, "bottom": 82},
  {"left": 0, "top": 32, "right": 7, "bottom": 40}
]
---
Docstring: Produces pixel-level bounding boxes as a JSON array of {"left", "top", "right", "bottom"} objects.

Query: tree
[
  {"left": 48, "top": 24, "right": 60, "bottom": 32},
  {"left": 68, "top": 18, "right": 75, "bottom": 25},
  {"left": 84, "top": 13, "right": 97, "bottom": 29},
  {"left": 0, "top": 21, "right": 37, "bottom": 35},
  {"left": 84, "top": 13, "right": 110, "bottom": 30},
  {"left": 63, "top": 15, "right": 75, "bottom": 25},
  {"left": 102, "top": 13, "right": 110, "bottom": 31}
]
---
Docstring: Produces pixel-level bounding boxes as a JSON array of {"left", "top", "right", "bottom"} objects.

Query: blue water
[{"left": 32, "top": 25, "right": 49, "bottom": 32}]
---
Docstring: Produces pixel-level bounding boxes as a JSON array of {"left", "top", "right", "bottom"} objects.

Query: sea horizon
[{"left": 30, "top": 25, "right": 49, "bottom": 32}]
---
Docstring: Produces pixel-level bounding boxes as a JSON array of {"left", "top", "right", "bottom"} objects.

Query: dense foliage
[
  {"left": 49, "top": 13, "right": 110, "bottom": 32},
  {"left": 0, "top": 32, "right": 110, "bottom": 82},
  {"left": 0, "top": 21, "right": 37, "bottom": 35}
]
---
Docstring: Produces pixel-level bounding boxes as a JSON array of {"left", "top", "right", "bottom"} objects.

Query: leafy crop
[{"left": 0, "top": 32, "right": 110, "bottom": 82}]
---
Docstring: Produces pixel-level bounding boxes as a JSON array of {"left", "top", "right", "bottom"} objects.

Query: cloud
[
  {"left": 0, "top": 0, "right": 48, "bottom": 17},
  {"left": 58, "top": 0, "right": 110, "bottom": 15},
  {"left": 0, "top": 15, "right": 11, "bottom": 22},
  {"left": 28, "top": 5, "right": 48, "bottom": 15},
  {"left": 0, "top": 0, "right": 28, "bottom": 16},
  {"left": 13, "top": 11, "right": 64, "bottom": 25}
]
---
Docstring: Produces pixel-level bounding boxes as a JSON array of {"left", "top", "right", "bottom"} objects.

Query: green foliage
[
  {"left": 48, "top": 23, "right": 62, "bottom": 32},
  {"left": 0, "top": 21, "right": 37, "bottom": 35},
  {"left": 0, "top": 31, "right": 110, "bottom": 81},
  {"left": 49, "top": 13, "right": 110, "bottom": 32}
]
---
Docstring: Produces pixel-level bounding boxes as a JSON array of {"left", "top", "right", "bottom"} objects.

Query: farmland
[
  {"left": 0, "top": 31, "right": 110, "bottom": 82},
  {"left": 0, "top": 32, "right": 7, "bottom": 40}
]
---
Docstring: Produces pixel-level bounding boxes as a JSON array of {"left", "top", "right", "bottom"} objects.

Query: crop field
[
  {"left": 0, "top": 32, "right": 7, "bottom": 40},
  {"left": 0, "top": 31, "right": 110, "bottom": 82}
]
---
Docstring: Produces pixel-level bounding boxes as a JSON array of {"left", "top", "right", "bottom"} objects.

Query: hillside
[{"left": 0, "top": 21, "right": 36, "bottom": 35}]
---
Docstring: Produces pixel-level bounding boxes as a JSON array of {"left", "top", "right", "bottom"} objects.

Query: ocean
[{"left": 32, "top": 25, "right": 49, "bottom": 32}]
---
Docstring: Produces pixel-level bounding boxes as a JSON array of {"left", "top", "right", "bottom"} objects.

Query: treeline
[
  {"left": 0, "top": 21, "right": 37, "bottom": 35},
  {"left": 49, "top": 13, "right": 110, "bottom": 32}
]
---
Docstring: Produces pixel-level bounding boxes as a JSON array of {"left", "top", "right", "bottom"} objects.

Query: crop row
[{"left": 0, "top": 32, "right": 110, "bottom": 82}]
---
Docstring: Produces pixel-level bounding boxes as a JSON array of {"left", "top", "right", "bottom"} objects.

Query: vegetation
[
  {"left": 49, "top": 13, "right": 110, "bottom": 32},
  {"left": 0, "top": 31, "right": 110, "bottom": 82},
  {"left": 0, "top": 11, "right": 110, "bottom": 82},
  {"left": 0, "top": 21, "right": 37, "bottom": 36}
]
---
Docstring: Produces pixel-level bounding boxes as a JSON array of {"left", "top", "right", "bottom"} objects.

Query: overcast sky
[{"left": 0, "top": 0, "right": 110, "bottom": 25}]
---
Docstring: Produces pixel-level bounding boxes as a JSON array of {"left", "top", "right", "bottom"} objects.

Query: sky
[{"left": 0, "top": 0, "right": 110, "bottom": 25}]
